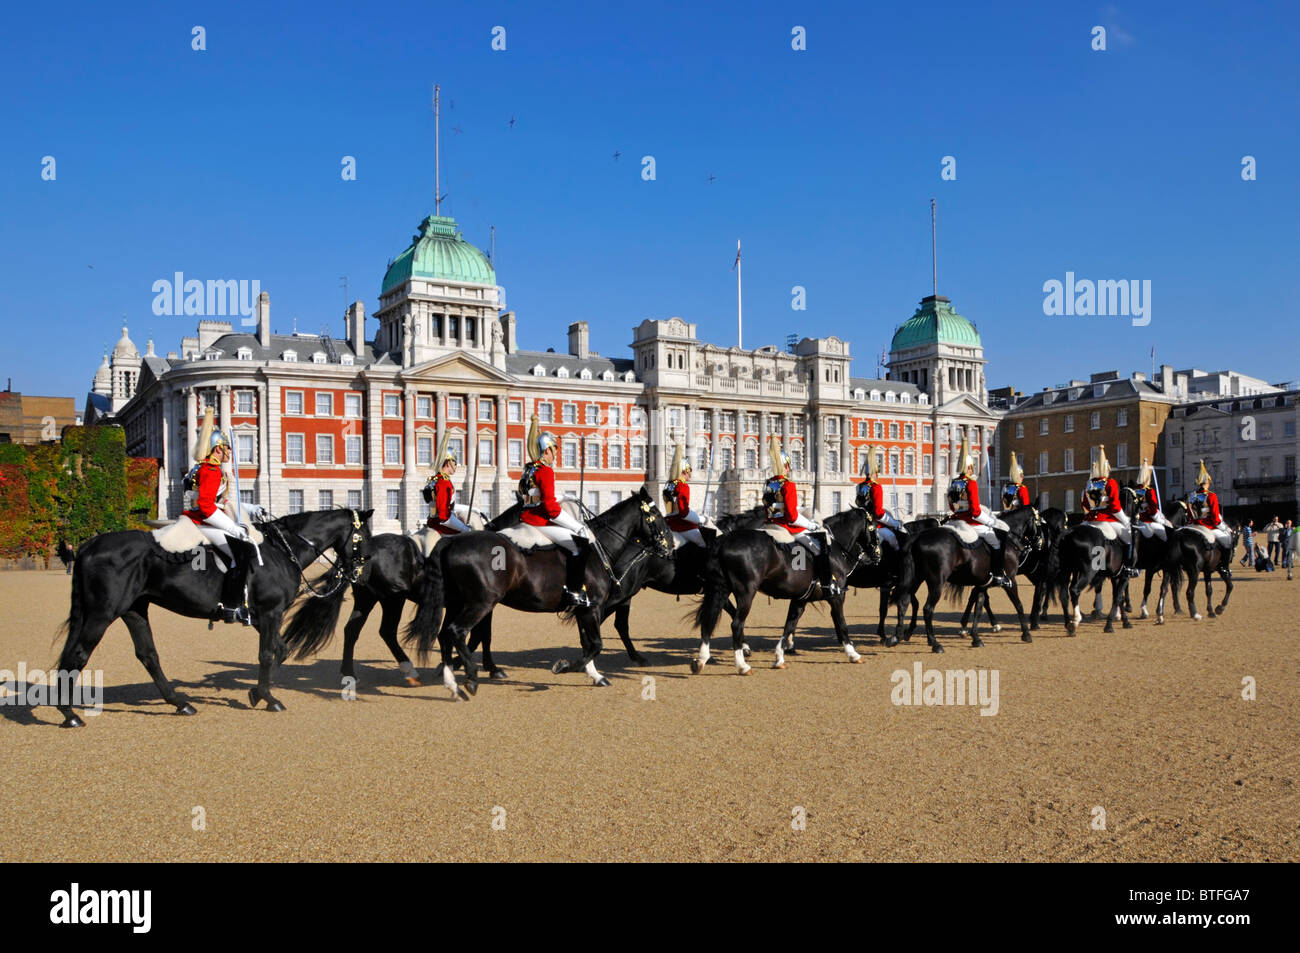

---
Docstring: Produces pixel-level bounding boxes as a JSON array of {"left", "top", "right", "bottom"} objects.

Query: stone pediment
[
  {"left": 403, "top": 351, "right": 514, "bottom": 385},
  {"left": 934, "top": 393, "right": 994, "bottom": 416}
]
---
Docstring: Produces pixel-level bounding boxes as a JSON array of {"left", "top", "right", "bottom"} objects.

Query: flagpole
[
  {"left": 433, "top": 84, "right": 441, "bottom": 215},
  {"left": 735, "top": 239, "right": 743, "bottom": 349}
]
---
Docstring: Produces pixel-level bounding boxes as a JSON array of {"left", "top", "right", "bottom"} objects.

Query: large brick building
[
  {"left": 89, "top": 212, "right": 1005, "bottom": 532},
  {"left": 0, "top": 388, "right": 78, "bottom": 444}
]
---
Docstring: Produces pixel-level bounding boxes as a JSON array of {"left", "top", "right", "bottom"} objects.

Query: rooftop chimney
[
  {"left": 257, "top": 291, "right": 271, "bottom": 348},
  {"left": 568, "top": 321, "right": 590, "bottom": 360},
  {"left": 345, "top": 300, "right": 366, "bottom": 356},
  {"left": 500, "top": 312, "right": 517, "bottom": 354}
]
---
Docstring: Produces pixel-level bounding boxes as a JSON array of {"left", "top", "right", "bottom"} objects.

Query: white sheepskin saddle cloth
[
  {"left": 1180, "top": 524, "right": 1218, "bottom": 546},
  {"left": 149, "top": 510, "right": 264, "bottom": 554},
  {"left": 1135, "top": 521, "right": 1167, "bottom": 541},
  {"left": 496, "top": 523, "right": 556, "bottom": 552},
  {"left": 1087, "top": 521, "right": 1130, "bottom": 544},
  {"left": 760, "top": 524, "right": 821, "bottom": 554},
  {"left": 410, "top": 526, "right": 441, "bottom": 559},
  {"left": 941, "top": 521, "right": 982, "bottom": 545}
]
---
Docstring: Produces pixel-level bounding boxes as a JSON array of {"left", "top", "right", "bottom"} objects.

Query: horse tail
[
  {"left": 404, "top": 545, "right": 446, "bottom": 663},
  {"left": 693, "top": 548, "right": 729, "bottom": 638},
  {"left": 54, "top": 551, "right": 84, "bottom": 651},
  {"left": 281, "top": 554, "right": 349, "bottom": 659}
]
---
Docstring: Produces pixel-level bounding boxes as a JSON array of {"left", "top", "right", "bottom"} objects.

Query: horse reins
[{"left": 265, "top": 509, "right": 368, "bottom": 599}]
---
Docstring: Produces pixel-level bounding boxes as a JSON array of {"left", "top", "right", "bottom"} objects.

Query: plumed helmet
[
  {"left": 1196, "top": 458, "right": 1211, "bottom": 488},
  {"left": 669, "top": 443, "right": 686, "bottom": 481},
  {"left": 1090, "top": 444, "right": 1111, "bottom": 480},
  {"left": 192, "top": 407, "right": 229, "bottom": 462},
  {"left": 768, "top": 435, "right": 789, "bottom": 475},
  {"left": 1137, "top": 458, "right": 1152, "bottom": 487},
  {"left": 863, "top": 444, "right": 880, "bottom": 480},
  {"left": 435, "top": 428, "right": 456, "bottom": 468},
  {"left": 527, "top": 413, "right": 557, "bottom": 462},
  {"left": 958, "top": 432, "right": 976, "bottom": 478},
  {"left": 1008, "top": 451, "right": 1024, "bottom": 485}
]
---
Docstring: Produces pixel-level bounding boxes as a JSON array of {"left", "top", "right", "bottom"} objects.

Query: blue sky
[{"left": 3, "top": 0, "right": 1298, "bottom": 401}]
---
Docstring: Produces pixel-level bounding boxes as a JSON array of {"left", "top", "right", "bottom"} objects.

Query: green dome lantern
[
  {"left": 381, "top": 215, "right": 496, "bottom": 294},
  {"left": 890, "top": 295, "right": 981, "bottom": 351}
]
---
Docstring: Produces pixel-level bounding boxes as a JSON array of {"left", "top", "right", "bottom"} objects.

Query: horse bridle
[
  {"left": 576, "top": 499, "right": 673, "bottom": 588},
  {"left": 266, "top": 509, "right": 369, "bottom": 599}
]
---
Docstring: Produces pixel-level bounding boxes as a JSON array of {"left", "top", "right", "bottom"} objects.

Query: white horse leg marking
[
  {"left": 584, "top": 659, "right": 603, "bottom": 684},
  {"left": 843, "top": 641, "right": 861, "bottom": 663},
  {"left": 735, "top": 649, "right": 751, "bottom": 675},
  {"left": 441, "top": 662, "right": 459, "bottom": 699},
  {"left": 772, "top": 638, "right": 785, "bottom": 669},
  {"left": 698, "top": 641, "right": 711, "bottom": 665}
]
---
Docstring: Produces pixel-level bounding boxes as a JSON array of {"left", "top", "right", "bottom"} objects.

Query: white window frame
[
  {"left": 286, "top": 433, "right": 305, "bottom": 464},
  {"left": 315, "top": 434, "right": 333, "bottom": 465},
  {"left": 384, "top": 435, "right": 401, "bottom": 465}
]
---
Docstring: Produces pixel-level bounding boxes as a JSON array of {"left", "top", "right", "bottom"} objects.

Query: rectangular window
[
  {"left": 286, "top": 391, "right": 304, "bottom": 415},
  {"left": 1171, "top": 467, "right": 1181, "bottom": 487},
  {"left": 631, "top": 445, "right": 646, "bottom": 470},
  {"left": 315, "top": 392, "right": 332, "bottom": 416},
  {"left": 1117, "top": 408, "right": 1129, "bottom": 427},
  {"left": 1063, "top": 448, "right": 1074, "bottom": 471},
  {"left": 479, "top": 441, "right": 493, "bottom": 465},
  {"left": 922, "top": 454, "right": 932, "bottom": 477},
  {"left": 345, "top": 435, "right": 362, "bottom": 465},
  {"left": 479, "top": 401, "right": 493, "bottom": 422},
  {"left": 286, "top": 434, "right": 304, "bottom": 464},
  {"left": 939, "top": 455, "right": 948, "bottom": 475},
  {"left": 828, "top": 449, "right": 840, "bottom": 472},
  {"left": 1090, "top": 446, "right": 1100, "bottom": 466},
  {"left": 586, "top": 491, "right": 600, "bottom": 512},
  {"left": 904, "top": 423, "right": 914, "bottom": 441},
  {"left": 417, "top": 396, "right": 432, "bottom": 418},
  {"left": 1171, "top": 431, "right": 1181, "bottom": 447},
  {"left": 585, "top": 441, "right": 601, "bottom": 469},
  {"left": 745, "top": 447, "right": 758, "bottom": 469},
  {"left": 889, "top": 422, "right": 899, "bottom": 439},
  {"left": 904, "top": 453, "right": 914, "bottom": 476},
  {"left": 1115, "top": 443, "right": 1128, "bottom": 468},
  {"left": 288, "top": 489, "right": 304, "bottom": 514},
  {"left": 447, "top": 397, "right": 463, "bottom": 420},
  {"left": 1065, "top": 489, "right": 1075, "bottom": 512},
  {"left": 508, "top": 439, "right": 523, "bottom": 467},
  {"left": 345, "top": 393, "right": 362, "bottom": 418},
  {"left": 1090, "top": 411, "right": 1101, "bottom": 430},
  {"left": 874, "top": 422, "right": 884, "bottom": 439},
  {"left": 924, "top": 425, "right": 933, "bottom": 442},
  {"left": 384, "top": 435, "right": 401, "bottom": 465},
  {"left": 1038, "top": 418, "right": 1048, "bottom": 435},
  {"left": 609, "top": 406, "right": 622, "bottom": 428},
  {"left": 1236, "top": 458, "right": 1249, "bottom": 479},
  {"left": 1285, "top": 421, "right": 1296, "bottom": 438},
  {"left": 318, "top": 489, "right": 333, "bottom": 510},
  {"left": 608, "top": 444, "right": 623, "bottom": 469},
  {"left": 904, "top": 492, "right": 913, "bottom": 514},
  {"left": 239, "top": 489, "right": 256, "bottom": 506},
  {"left": 347, "top": 490, "right": 362, "bottom": 509},
  {"left": 480, "top": 490, "right": 494, "bottom": 515},
  {"left": 538, "top": 402, "right": 554, "bottom": 424},
  {"left": 832, "top": 491, "right": 843, "bottom": 512},
  {"left": 1040, "top": 491, "right": 1049, "bottom": 509},
  {"left": 315, "top": 434, "right": 333, "bottom": 464},
  {"left": 630, "top": 406, "right": 646, "bottom": 428},
  {"left": 668, "top": 408, "right": 683, "bottom": 429},
  {"left": 562, "top": 441, "right": 578, "bottom": 468},
  {"left": 1284, "top": 456, "right": 1296, "bottom": 477},
  {"left": 563, "top": 403, "right": 578, "bottom": 425},
  {"left": 857, "top": 421, "right": 867, "bottom": 439},
  {"left": 386, "top": 489, "right": 400, "bottom": 521},
  {"left": 1039, "top": 450, "right": 1049, "bottom": 474},
  {"left": 589, "top": 405, "right": 602, "bottom": 426},
  {"left": 508, "top": 401, "right": 523, "bottom": 423},
  {"left": 201, "top": 390, "right": 218, "bottom": 412},
  {"left": 236, "top": 391, "right": 254, "bottom": 414},
  {"left": 826, "top": 417, "right": 839, "bottom": 436},
  {"left": 609, "top": 490, "right": 623, "bottom": 505},
  {"left": 417, "top": 436, "right": 432, "bottom": 467},
  {"left": 383, "top": 394, "right": 399, "bottom": 417},
  {"left": 448, "top": 438, "right": 464, "bottom": 463},
  {"left": 1015, "top": 422, "right": 1024, "bottom": 439},
  {"left": 236, "top": 434, "right": 255, "bottom": 466},
  {"left": 1064, "top": 414, "right": 1074, "bottom": 433}
]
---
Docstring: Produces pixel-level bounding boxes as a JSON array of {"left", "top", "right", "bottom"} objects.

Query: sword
[
  {"left": 465, "top": 431, "right": 481, "bottom": 526},
  {"left": 227, "top": 431, "right": 262, "bottom": 566},
  {"left": 700, "top": 444, "right": 716, "bottom": 521},
  {"left": 578, "top": 434, "right": 588, "bottom": 518}
]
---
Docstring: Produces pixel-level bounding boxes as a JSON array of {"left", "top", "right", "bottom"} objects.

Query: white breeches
[
  {"left": 965, "top": 510, "right": 1005, "bottom": 548},
  {"left": 1212, "top": 523, "right": 1231, "bottom": 548},
  {"left": 1136, "top": 520, "right": 1167, "bottom": 542},
  {"left": 878, "top": 527, "right": 899, "bottom": 550},
  {"left": 533, "top": 510, "right": 591, "bottom": 555},
  {"left": 195, "top": 507, "right": 246, "bottom": 559},
  {"left": 436, "top": 511, "right": 473, "bottom": 534},
  {"left": 671, "top": 527, "right": 705, "bottom": 548},
  {"left": 877, "top": 511, "right": 903, "bottom": 532},
  {"left": 789, "top": 512, "right": 819, "bottom": 533}
]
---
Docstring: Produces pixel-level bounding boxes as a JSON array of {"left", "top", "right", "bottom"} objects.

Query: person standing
[
  {"left": 1265, "top": 515, "right": 1283, "bottom": 563},
  {"left": 1285, "top": 520, "right": 1296, "bottom": 580},
  {"left": 1240, "top": 519, "right": 1255, "bottom": 567}
]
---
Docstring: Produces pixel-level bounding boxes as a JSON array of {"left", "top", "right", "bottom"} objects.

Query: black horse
[
  {"left": 1055, "top": 488, "right": 1142, "bottom": 635},
  {"left": 1157, "top": 517, "right": 1240, "bottom": 623},
  {"left": 849, "top": 515, "right": 938, "bottom": 642},
  {"left": 692, "top": 508, "right": 877, "bottom": 673},
  {"left": 53, "top": 508, "right": 371, "bottom": 726},
  {"left": 889, "top": 505, "right": 1043, "bottom": 652},
  {"left": 405, "top": 487, "right": 673, "bottom": 697},
  {"left": 956, "top": 506, "right": 1065, "bottom": 636}
]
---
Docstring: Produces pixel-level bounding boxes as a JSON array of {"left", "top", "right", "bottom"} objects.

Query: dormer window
[
  {"left": 556, "top": 366, "right": 570, "bottom": 379},
  {"left": 885, "top": 391, "right": 897, "bottom": 403},
  {"left": 312, "top": 352, "right": 327, "bottom": 364},
  {"left": 870, "top": 390, "right": 881, "bottom": 401},
  {"left": 340, "top": 354, "right": 354, "bottom": 366},
  {"left": 283, "top": 350, "right": 298, "bottom": 362},
  {"left": 203, "top": 350, "right": 221, "bottom": 361},
  {"left": 579, "top": 368, "right": 592, "bottom": 380},
  {"left": 623, "top": 371, "right": 635, "bottom": 383},
  {"left": 236, "top": 347, "right": 253, "bottom": 361},
  {"left": 901, "top": 392, "right": 911, "bottom": 403},
  {"left": 601, "top": 370, "right": 615, "bottom": 382},
  {"left": 854, "top": 388, "right": 865, "bottom": 400},
  {"left": 532, "top": 364, "right": 545, "bottom": 376}
]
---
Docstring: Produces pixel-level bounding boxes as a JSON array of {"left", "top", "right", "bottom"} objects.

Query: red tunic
[
  {"left": 951, "top": 477, "right": 983, "bottom": 524},
  {"left": 184, "top": 462, "right": 224, "bottom": 523},
  {"left": 1084, "top": 477, "right": 1122, "bottom": 522},
  {"left": 1139, "top": 484, "right": 1161, "bottom": 521},
  {"left": 1193, "top": 491, "right": 1222, "bottom": 528},
  {"left": 520, "top": 463, "right": 562, "bottom": 526},
  {"left": 862, "top": 480, "right": 886, "bottom": 520},
  {"left": 1012, "top": 484, "right": 1031, "bottom": 508},
  {"left": 428, "top": 474, "right": 458, "bottom": 534},
  {"left": 665, "top": 480, "right": 696, "bottom": 533},
  {"left": 768, "top": 479, "right": 804, "bottom": 534}
]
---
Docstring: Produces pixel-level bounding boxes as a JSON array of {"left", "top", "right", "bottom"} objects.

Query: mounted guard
[
  {"left": 854, "top": 445, "right": 904, "bottom": 551},
  {"left": 423, "top": 431, "right": 473, "bottom": 536},
  {"left": 182, "top": 407, "right": 255, "bottom": 624},
  {"left": 1001, "top": 452, "right": 1033, "bottom": 511},
  {"left": 663, "top": 444, "right": 710, "bottom": 547},
  {"left": 1188, "top": 459, "right": 1232, "bottom": 550},
  {"left": 519, "top": 413, "right": 593, "bottom": 607},
  {"left": 1133, "top": 458, "right": 1173, "bottom": 543},
  {"left": 762, "top": 435, "right": 840, "bottom": 596},
  {"left": 1081, "top": 444, "right": 1138, "bottom": 577},
  {"left": 946, "top": 432, "right": 1010, "bottom": 586}
]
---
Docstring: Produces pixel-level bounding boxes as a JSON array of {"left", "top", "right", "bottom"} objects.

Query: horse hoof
[
  {"left": 786, "top": 648, "right": 799, "bottom": 656},
  {"left": 957, "top": 628, "right": 968, "bottom": 638},
  {"left": 403, "top": 676, "right": 422, "bottom": 687},
  {"left": 1192, "top": 613, "right": 1202, "bottom": 621},
  {"left": 690, "top": 659, "right": 704, "bottom": 675},
  {"left": 992, "top": 624, "right": 1002, "bottom": 633},
  {"left": 931, "top": 644, "right": 944, "bottom": 654},
  {"left": 489, "top": 669, "right": 509, "bottom": 680},
  {"left": 464, "top": 680, "right": 479, "bottom": 697},
  {"left": 1066, "top": 625, "right": 1076, "bottom": 637},
  {"left": 266, "top": 699, "right": 286, "bottom": 713},
  {"left": 1156, "top": 616, "right": 1164, "bottom": 625},
  {"left": 176, "top": 703, "right": 197, "bottom": 716},
  {"left": 455, "top": 687, "right": 472, "bottom": 702},
  {"left": 742, "top": 645, "right": 752, "bottom": 658},
  {"left": 247, "top": 688, "right": 260, "bottom": 709},
  {"left": 60, "top": 714, "right": 84, "bottom": 728},
  {"left": 1021, "top": 632, "right": 1032, "bottom": 643},
  {"left": 595, "top": 677, "right": 611, "bottom": 687},
  {"left": 1122, "top": 620, "right": 1133, "bottom": 630},
  {"left": 1103, "top": 624, "right": 1114, "bottom": 634},
  {"left": 629, "top": 653, "right": 649, "bottom": 666},
  {"left": 773, "top": 661, "right": 787, "bottom": 670},
  {"left": 849, "top": 655, "right": 864, "bottom": 664},
  {"left": 1139, "top": 608, "right": 1149, "bottom": 619},
  {"left": 550, "top": 659, "right": 568, "bottom": 675},
  {"left": 971, "top": 639, "right": 983, "bottom": 649},
  {"left": 737, "top": 666, "right": 752, "bottom": 676},
  {"left": 1029, "top": 622, "right": 1039, "bottom": 631}
]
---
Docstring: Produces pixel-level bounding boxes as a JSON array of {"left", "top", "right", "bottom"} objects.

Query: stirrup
[
  {"left": 215, "top": 603, "right": 252, "bottom": 626},
  {"left": 561, "top": 587, "right": 591, "bottom": 608}
]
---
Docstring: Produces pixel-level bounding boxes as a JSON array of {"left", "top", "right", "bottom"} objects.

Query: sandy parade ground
[{"left": 1, "top": 567, "right": 1296, "bottom": 863}]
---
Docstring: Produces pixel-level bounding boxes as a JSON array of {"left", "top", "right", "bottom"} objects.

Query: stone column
[
  {"left": 436, "top": 392, "right": 447, "bottom": 465},
  {"left": 257, "top": 381, "right": 271, "bottom": 510},
  {"left": 685, "top": 403, "right": 698, "bottom": 467},
  {"left": 759, "top": 409, "right": 769, "bottom": 471},
  {"left": 496, "top": 394, "right": 510, "bottom": 515},
  {"left": 403, "top": 387, "right": 417, "bottom": 530},
  {"left": 365, "top": 379, "right": 385, "bottom": 518},
  {"left": 840, "top": 415, "right": 851, "bottom": 477},
  {"left": 467, "top": 391, "right": 480, "bottom": 490}
]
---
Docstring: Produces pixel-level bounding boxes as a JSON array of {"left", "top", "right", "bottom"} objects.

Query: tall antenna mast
[
  {"left": 733, "top": 239, "right": 743, "bottom": 349},
  {"left": 490, "top": 224, "right": 495, "bottom": 264},
  {"left": 930, "top": 198, "right": 938, "bottom": 296},
  {"left": 434, "top": 84, "right": 441, "bottom": 215}
]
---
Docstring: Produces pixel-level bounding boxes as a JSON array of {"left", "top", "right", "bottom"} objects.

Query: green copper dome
[
  {"left": 890, "top": 295, "right": 981, "bottom": 351},
  {"left": 381, "top": 215, "right": 496, "bottom": 294}
]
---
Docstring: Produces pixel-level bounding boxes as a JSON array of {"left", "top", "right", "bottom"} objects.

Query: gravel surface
[{"left": 2, "top": 569, "right": 1295, "bottom": 861}]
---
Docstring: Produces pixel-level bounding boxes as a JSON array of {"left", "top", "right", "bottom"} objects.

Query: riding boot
[
  {"left": 988, "top": 529, "right": 1011, "bottom": 587},
  {"left": 815, "top": 531, "right": 842, "bottom": 598},
  {"left": 1124, "top": 536, "right": 1141, "bottom": 578},
  {"left": 215, "top": 541, "right": 253, "bottom": 626},
  {"left": 561, "top": 537, "right": 592, "bottom": 608}
]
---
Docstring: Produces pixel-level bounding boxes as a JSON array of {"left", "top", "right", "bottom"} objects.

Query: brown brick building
[
  {"left": 0, "top": 389, "right": 79, "bottom": 444},
  {"left": 997, "top": 370, "right": 1181, "bottom": 513}
]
